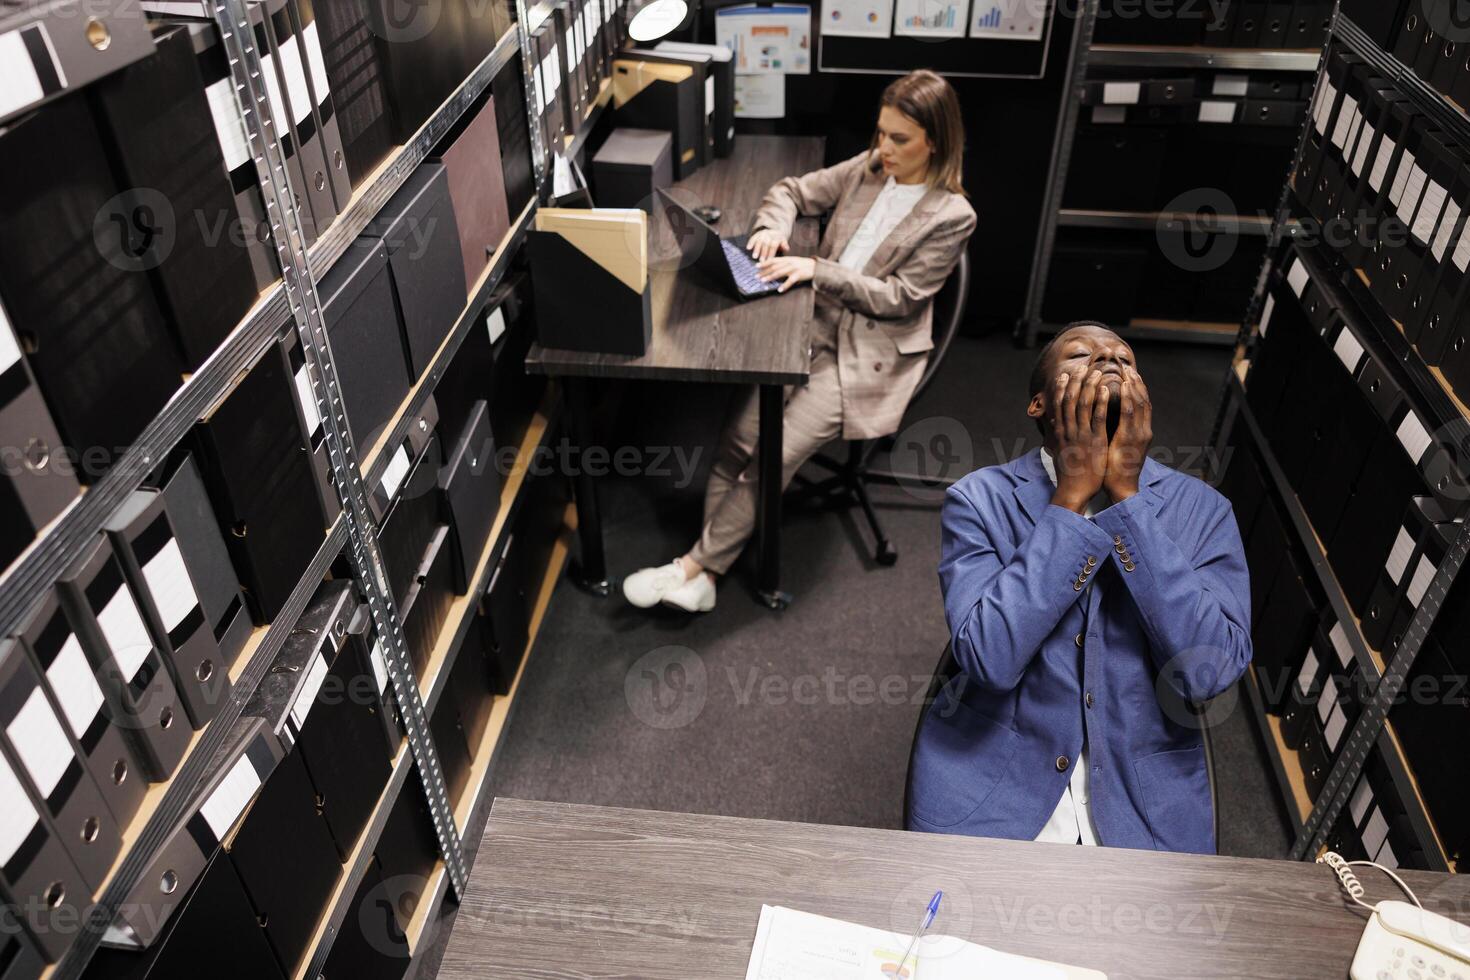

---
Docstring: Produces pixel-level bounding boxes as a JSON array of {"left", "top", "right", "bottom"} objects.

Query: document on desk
[{"left": 745, "top": 905, "right": 1107, "bottom": 980}]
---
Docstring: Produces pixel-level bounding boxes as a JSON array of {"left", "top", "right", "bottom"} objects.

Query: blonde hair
[{"left": 868, "top": 69, "right": 966, "bottom": 195}]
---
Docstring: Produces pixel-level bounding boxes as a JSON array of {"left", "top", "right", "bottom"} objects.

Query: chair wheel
[{"left": 876, "top": 543, "right": 898, "bottom": 566}]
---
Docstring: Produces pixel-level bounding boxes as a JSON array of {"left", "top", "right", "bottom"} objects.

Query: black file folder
[
  {"left": 1362, "top": 497, "right": 1456, "bottom": 652},
  {"left": 440, "top": 400, "right": 501, "bottom": 594},
  {"left": 1337, "top": 86, "right": 1411, "bottom": 270},
  {"left": 532, "top": 18, "right": 565, "bottom": 164},
  {"left": 146, "top": 453, "right": 252, "bottom": 673},
  {"left": 0, "top": 750, "right": 87, "bottom": 962},
  {"left": 104, "top": 491, "right": 232, "bottom": 729},
  {"left": 345, "top": 606, "right": 403, "bottom": 757},
  {"left": 312, "top": 0, "right": 395, "bottom": 188},
  {"left": 58, "top": 537, "right": 192, "bottom": 781},
  {"left": 279, "top": 331, "right": 341, "bottom": 528},
  {"left": 1203, "top": 0, "right": 1236, "bottom": 45},
  {"left": 259, "top": 0, "right": 337, "bottom": 240},
  {"left": 1354, "top": 101, "right": 1422, "bottom": 274},
  {"left": 192, "top": 337, "right": 328, "bottom": 625},
  {"left": 1393, "top": 2, "right": 1430, "bottom": 67},
  {"left": 428, "top": 683, "right": 472, "bottom": 801},
  {"left": 1373, "top": 124, "right": 1452, "bottom": 325},
  {"left": 526, "top": 216, "right": 652, "bottom": 356},
  {"left": 320, "top": 855, "right": 410, "bottom": 980},
  {"left": 555, "top": 5, "right": 587, "bottom": 129},
  {"left": 89, "top": 24, "right": 260, "bottom": 373},
  {"left": 1339, "top": 0, "right": 1407, "bottom": 49},
  {"left": 611, "top": 57, "right": 701, "bottom": 180},
  {"left": 289, "top": 0, "right": 354, "bottom": 210},
  {"left": 374, "top": 774, "right": 439, "bottom": 933},
  {"left": 17, "top": 597, "right": 145, "bottom": 828},
  {"left": 0, "top": 318, "right": 79, "bottom": 573},
  {"left": 0, "top": 94, "right": 184, "bottom": 483},
  {"left": 493, "top": 53, "right": 537, "bottom": 219},
  {"left": 0, "top": 641, "right": 121, "bottom": 890}
]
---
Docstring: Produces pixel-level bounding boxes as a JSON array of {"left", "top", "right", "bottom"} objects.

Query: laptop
[{"left": 656, "top": 190, "right": 783, "bottom": 301}]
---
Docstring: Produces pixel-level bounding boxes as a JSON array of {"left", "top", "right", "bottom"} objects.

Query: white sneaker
[
  {"left": 622, "top": 561, "right": 688, "bottom": 608},
  {"left": 660, "top": 573, "right": 716, "bottom": 613}
]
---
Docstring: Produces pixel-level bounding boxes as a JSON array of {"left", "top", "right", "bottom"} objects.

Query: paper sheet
[
  {"left": 821, "top": 0, "right": 895, "bottom": 38},
  {"left": 734, "top": 73, "right": 785, "bottom": 119},
  {"left": 744, "top": 905, "right": 1106, "bottom": 980},
  {"left": 717, "top": 4, "right": 811, "bottom": 74},
  {"left": 969, "top": 0, "right": 1047, "bottom": 40},
  {"left": 894, "top": 0, "right": 968, "bottom": 38}
]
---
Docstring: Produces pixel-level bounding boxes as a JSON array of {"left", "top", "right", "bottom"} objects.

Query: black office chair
[
  {"left": 903, "top": 640, "right": 1222, "bottom": 853},
  {"left": 791, "top": 251, "right": 971, "bottom": 565}
]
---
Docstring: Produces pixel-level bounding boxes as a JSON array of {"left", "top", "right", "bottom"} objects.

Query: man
[{"left": 906, "top": 322, "right": 1251, "bottom": 853}]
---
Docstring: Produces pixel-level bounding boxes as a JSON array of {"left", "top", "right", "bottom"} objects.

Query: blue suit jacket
[{"left": 906, "top": 449, "right": 1252, "bottom": 853}]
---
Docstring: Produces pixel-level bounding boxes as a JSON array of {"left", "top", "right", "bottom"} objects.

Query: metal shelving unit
[
  {"left": 1019, "top": 0, "right": 1324, "bottom": 347},
  {"left": 1213, "top": 7, "right": 1470, "bottom": 873}
]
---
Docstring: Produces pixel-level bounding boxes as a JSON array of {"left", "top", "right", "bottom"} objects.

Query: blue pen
[{"left": 894, "top": 890, "right": 942, "bottom": 978}]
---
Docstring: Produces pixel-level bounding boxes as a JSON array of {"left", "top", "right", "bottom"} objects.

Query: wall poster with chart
[{"left": 818, "top": 0, "right": 1054, "bottom": 77}]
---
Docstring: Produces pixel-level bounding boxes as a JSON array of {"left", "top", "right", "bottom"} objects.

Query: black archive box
[
  {"left": 492, "top": 53, "right": 538, "bottom": 219},
  {"left": 1339, "top": 0, "right": 1407, "bottom": 49},
  {"left": 146, "top": 453, "right": 253, "bottom": 673},
  {"left": 374, "top": 774, "right": 439, "bottom": 928},
  {"left": 57, "top": 537, "right": 192, "bottom": 781},
  {"left": 0, "top": 94, "right": 184, "bottom": 483},
  {"left": 86, "top": 849, "right": 287, "bottom": 980},
  {"left": 446, "top": 615, "right": 495, "bottom": 749},
  {"left": 1063, "top": 126, "right": 1168, "bottom": 212},
  {"left": 104, "top": 490, "right": 232, "bottom": 730},
  {"left": 16, "top": 596, "right": 146, "bottom": 828},
  {"left": 0, "top": 931, "right": 43, "bottom": 980},
  {"left": 401, "top": 524, "right": 454, "bottom": 676},
  {"left": 375, "top": 401, "right": 444, "bottom": 608},
  {"left": 0, "top": 641, "right": 122, "bottom": 890},
  {"left": 319, "top": 237, "right": 412, "bottom": 450},
  {"left": 0, "top": 317, "right": 80, "bottom": 572},
  {"left": 345, "top": 605, "right": 404, "bottom": 757},
  {"left": 193, "top": 336, "right": 329, "bottom": 625},
  {"left": 440, "top": 400, "right": 501, "bottom": 593},
  {"left": 366, "top": 0, "right": 462, "bottom": 145},
  {"left": 592, "top": 127, "right": 673, "bottom": 211},
  {"left": 656, "top": 41, "right": 735, "bottom": 157},
  {"left": 626, "top": 48, "right": 713, "bottom": 168},
  {"left": 610, "top": 57, "right": 701, "bottom": 180},
  {"left": 0, "top": 748, "right": 87, "bottom": 962},
  {"left": 89, "top": 24, "right": 259, "bottom": 372},
  {"left": 428, "top": 678, "right": 472, "bottom": 800},
  {"left": 526, "top": 213, "right": 653, "bottom": 356},
  {"left": 318, "top": 855, "right": 411, "bottom": 980},
  {"left": 364, "top": 162, "right": 467, "bottom": 382},
  {"left": 313, "top": 0, "right": 395, "bottom": 188}
]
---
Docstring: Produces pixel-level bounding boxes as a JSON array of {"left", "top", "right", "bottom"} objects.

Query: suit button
[
  {"left": 1086, "top": 556, "right": 1097, "bottom": 567},
  {"left": 1085, "top": 692, "right": 1095, "bottom": 708},
  {"left": 1075, "top": 633, "right": 1084, "bottom": 648},
  {"left": 873, "top": 362, "right": 882, "bottom": 371},
  {"left": 1056, "top": 756, "right": 1070, "bottom": 772},
  {"left": 1123, "top": 561, "right": 1136, "bottom": 572}
]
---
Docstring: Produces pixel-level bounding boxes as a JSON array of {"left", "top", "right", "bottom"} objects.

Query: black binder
[
  {"left": 288, "top": 0, "right": 354, "bottom": 209},
  {"left": 440, "top": 400, "right": 501, "bottom": 593},
  {"left": 89, "top": 24, "right": 259, "bottom": 372},
  {"left": 279, "top": 330, "right": 341, "bottom": 529},
  {"left": 492, "top": 54, "right": 538, "bottom": 218},
  {"left": 611, "top": 57, "right": 701, "bottom": 179},
  {"left": 0, "top": 748, "right": 87, "bottom": 963},
  {"left": 259, "top": 0, "right": 338, "bottom": 239},
  {"left": 312, "top": 0, "right": 395, "bottom": 188}
]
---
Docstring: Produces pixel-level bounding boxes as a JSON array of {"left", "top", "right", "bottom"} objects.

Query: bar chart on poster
[{"left": 818, "top": 0, "right": 1052, "bottom": 76}]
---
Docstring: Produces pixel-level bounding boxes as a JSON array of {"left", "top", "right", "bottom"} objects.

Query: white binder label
[
  {"left": 1344, "top": 110, "right": 1365, "bottom": 162},
  {"left": 201, "top": 753, "right": 263, "bottom": 839},
  {"left": 302, "top": 22, "right": 331, "bottom": 102},
  {"left": 289, "top": 650, "right": 330, "bottom": 730},
  {"left": 204, "top": 78, "right": 252, "bottom": 173},
  {"left": 0, "top": 301, "right": 21, "bottom": 375},
  {"left": 1350, "top": 121, "right": 1376, "bottom": 177},
  {"left": 370, "top": 639, "right": 389, "bottom": 693},
  {"left": 1103, "top": 82, "right": 1141, "bottom": 105},
  {"left": 381, "top": 445, "right": 411, "bottom": 501},
  {"left": 1259, "top": 294, "right": 1276, "bottom": 336},
  {"left": 1350, "top": 778, "right": 1374, "bottom": 825},
  {"left": 0, "top": 29, "right": 45, "bottom": 120},
  {"left": 1213, "top": 74, "right": 1249, "bottom": 97},
  {"left": 1329, "top": 621, "right": 1354, "bottom": 669},
  {"left": 1432, "top": 197, "right": 1462, "bottom": 262},
  {"left": 143, "top": 538, "right": 199, "bottom": 635},
  {"left": 1412, "top": 178, "right": 1447, "bottom": 244},
  {"left": 99, "top": 585, "right": 152, "bottom": 682},
  {"left": 1395, "top": 411, "right": 1432, "bottom": 463},
  {"left": 1333, "top": 327, "right": 1365, "bottom": 373},
  {"left": 279, "top": 37, "right": 313, "bottom": 125},
  {"left": 1363, "top": 806, "right": 1390, "bottom": 856},
  {"left": 8, "top": 689, "right": 72, "bottom": 797},
  {"left": 1324, "top": 701, "right": 1346, "bottom": 751},
  {"left": 1295, "top": 648, "right": 1320, "bottom": 698},
  {"left": 0, "top": 757, "right": 38, "bottom": 865},
  {"left": 294, "top": 364, "right": 322, "bottom": 437},
  {"left": 1390, "top": 153, "right": 1420, "bottom": 211},
  {"left": 1377, "top": 839, "right": 1399, "bottom": 869},
  {"left": 1330, "top": 95, "right": 1357, "bottom": 149},
  {"left": 259, "top": 52, "right": 292, "bottom": 141},
  {"left": 1369, "top": 136, "right": 1397, "bottom": 193},
  {"left": 1386, "top": 526, "right": 1415, "bottom": 585},
  {"left": 1091, "top": 105, "right": 1127, "bottom": 125},
  {"left": 1311, "top": 79, "right": 1336, "bottom": 133},
  {"left": 1198, "top": 100, "right": 1236, "bottom": 124},
  {"left": 47, "top": 634, "right": 104, "bottom": 738},
  {"left": 1286, "top": 259, "right": 1310, "bottom": 297},
  {"left": 705, "top": 76, "right": 715, "bottom": 118},
  {"left": 1317, "top": 674, "right": 1339, "bottom": 725},
  {"left": 1455, "top": 217, "right": 1470, "bottom": 273},
  {"left": 1407, "top": 554, "right": 1437, "bottom": 607},
  {"left": 487, "top": 307, "right": 508, "bottom": 345}
]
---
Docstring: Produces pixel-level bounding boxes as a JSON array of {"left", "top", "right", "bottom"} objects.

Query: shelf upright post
[{"left": 207, "top": 0, "right": 469, "bottom": 900}]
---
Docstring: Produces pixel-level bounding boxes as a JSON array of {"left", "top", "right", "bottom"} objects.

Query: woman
[{"left": 624, "top": 68, "right": 977, "bottom": 612}]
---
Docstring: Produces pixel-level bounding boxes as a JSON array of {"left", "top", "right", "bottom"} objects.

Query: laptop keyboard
[{"left": 722, "top": 240, "right": 780, "bottom": 296}]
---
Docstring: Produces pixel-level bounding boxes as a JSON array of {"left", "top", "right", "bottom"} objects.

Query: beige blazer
[{"left": 752, "top": 152, "right": 977, "bottom": 440}]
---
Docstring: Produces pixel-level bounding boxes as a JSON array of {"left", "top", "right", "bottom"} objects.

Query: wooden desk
[
  {"left": 439, "top": 799, "right": 1470, "bottom": 979},
  {"left": 526, "top": 136, "right": 825, "bottom": 608}
]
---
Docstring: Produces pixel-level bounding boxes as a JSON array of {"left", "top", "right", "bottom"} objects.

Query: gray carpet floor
[{"left": 414, "top": 330, "right": 1296, "bottom": 977}]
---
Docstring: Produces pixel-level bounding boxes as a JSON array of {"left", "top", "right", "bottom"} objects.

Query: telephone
[{"left": 1319, "top": 851, "right": 1470, "bottom": 979}]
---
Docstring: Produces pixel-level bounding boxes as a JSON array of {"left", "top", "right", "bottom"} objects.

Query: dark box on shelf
[
  {"left": 433, "top": 95, "right": 511, "bottom": 293},
  {"left": 440, "top": 400, "right": 501, "bottom": 594},
  {"left": 318, "top": 855, "right": 410, "bottom": 980},
  {"left": 374, "top": 775, "right": 440, "bottom": 929},
  {"left": 492, "top": 54, "right": 538, "bottom": 221},
  {"left": 592, "top": 127, "right": 673, "bottom": 212},
  {"left": 428, "top": 678, "right": 472, "bottom": 801},
  {"left": 279, "top": 331, "right": 341, "bottom": 529},
  {"left": 0, "top": 326, "right": 80, "bottom": 573},
  {"left": 313, "top": 0, "right": 395, "bottom": 188},
  {"left": 377, "top": 421, "right": 444, "bottom": 609},
  {"left": 319, "top": 237, "right": 414, "bottom": 451},
  {"left": 401, "top": 524, "right": 455, "bottom": 676}
]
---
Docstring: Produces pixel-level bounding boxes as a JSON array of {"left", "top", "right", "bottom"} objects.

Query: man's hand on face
[
  {"left": 1104, "top": 366, "right": 1152, "bottom": 504},
  {"left": 1050, "top": 369, "right": 1111, "bottom": 515}
]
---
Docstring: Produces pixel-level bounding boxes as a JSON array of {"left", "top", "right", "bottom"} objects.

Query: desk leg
[
  {"left": 564, "top": 379, "right": 611, "bottom": 596},
  {"left": 756, "top": 383, "right": 791, "bottom": 610}
]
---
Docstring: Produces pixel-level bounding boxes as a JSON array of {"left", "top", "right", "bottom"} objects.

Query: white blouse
[{"left": 836, "top": 176, "right": 930, "bottom": 272}]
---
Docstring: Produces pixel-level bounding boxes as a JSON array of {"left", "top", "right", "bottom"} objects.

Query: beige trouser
[{"left": 688, "top": 308, "right": 843, "bottom": 575}]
